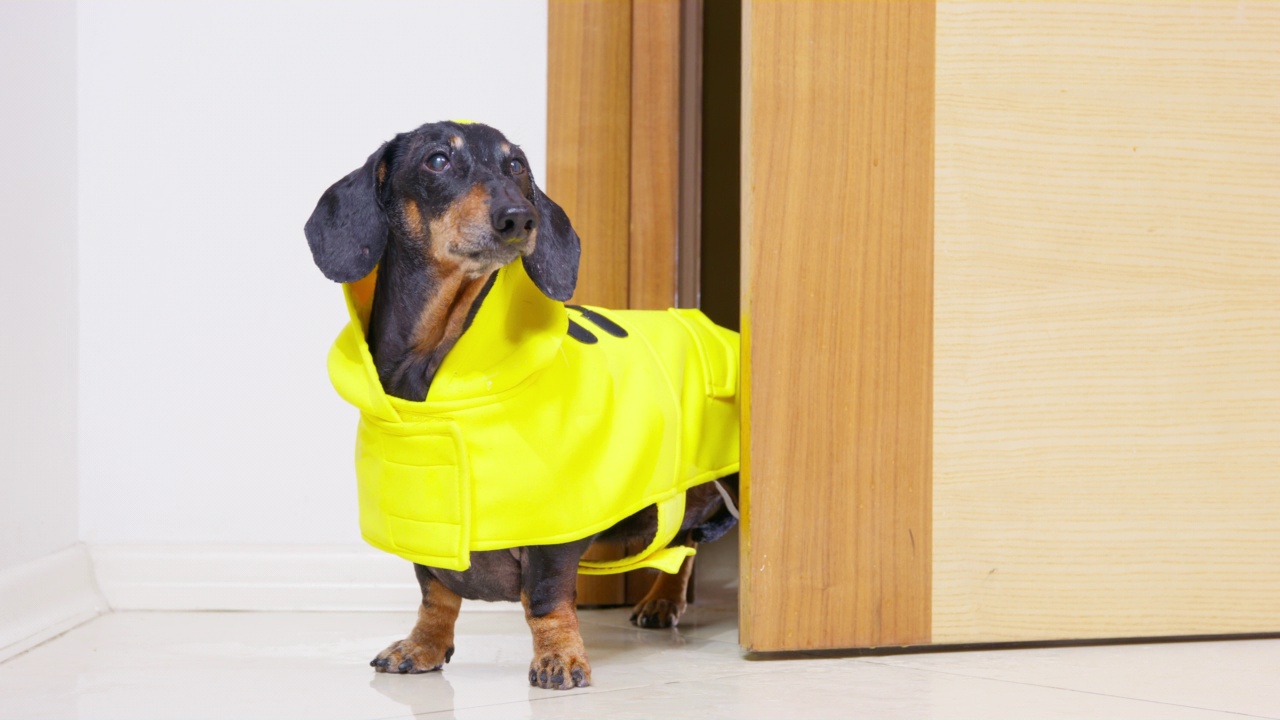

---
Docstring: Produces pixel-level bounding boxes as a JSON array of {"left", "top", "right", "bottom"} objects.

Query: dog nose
[{"left": 491, "top": 205, "right": 537, "bottom": 243}]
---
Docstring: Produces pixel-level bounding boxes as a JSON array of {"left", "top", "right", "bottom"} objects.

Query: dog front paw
[
  {"left": 371, "top": 638, "right": 454, "bottom": 674},
  {"left": 528, "top": 651, "right": 591, "bottom": 690},
  {"left": 630, "top": 597, "right": 686, "bottom": 629}
]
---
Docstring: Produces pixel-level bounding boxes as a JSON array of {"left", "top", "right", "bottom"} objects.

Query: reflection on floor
[{"left": 1, "top": 605, "right": 1277, "bottom": 720}]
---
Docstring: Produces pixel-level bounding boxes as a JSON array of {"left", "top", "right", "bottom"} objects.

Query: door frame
[{"left": 546, "top": 0, "right": 699, "bottom": 605}]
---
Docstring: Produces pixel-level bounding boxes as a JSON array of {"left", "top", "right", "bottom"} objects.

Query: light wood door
[
  {"left": 930, "top": 0, "right": 1280, "bottom": 644},
  {"left": 548, "top": 0, "right": 1280, "bottom": 647},
  {"left": 740, "top": 0, "right": 1280, "bottom": 651}
]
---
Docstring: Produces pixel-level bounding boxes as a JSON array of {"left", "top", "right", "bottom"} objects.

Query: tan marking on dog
[
  {"left": 522, "top": 593, "right": 591, "bottom": 689},
  {"left": 525, "top": 227, "right": 538, "bottom": 257},
  {"left": 501, "top": 142, "right": 511, "bottom": 155},
  {"left": 450, "top": 134, "right": 465, "bottom": 149},
  {"left": 413, "top": 578, "right": 462, "bottom": 641},
  {"left": 377, "top": 160, "right": 388, "bottom": 185},
  {"left": 408, "top": 186, "right": 497, "bottom": 356},
  {"left": 631, "top": 545, "right": 696, "bottom": 628},
  {"left": 427, "top": 186, "right": 491, "bottom": 266},
  {"left": 402, "top": 198, "right": 426, "bottom": 239},
  {"left": 409, "top": 272, "right": 490, "bottom": 357},
  {"left": 373, "top": 577, "right": 462, "bottom": 673}
]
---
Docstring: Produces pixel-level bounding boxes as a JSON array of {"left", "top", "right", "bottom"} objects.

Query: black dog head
[{"left": 304, "top": 121, "right": 580, "bottom": 301}]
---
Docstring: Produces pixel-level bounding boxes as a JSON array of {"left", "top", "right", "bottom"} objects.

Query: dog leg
[
  {"left": 522, "top": 544, "right": 592, "bottom": 690},
  {"left": 372, "top": 565, "right": 461, "bottom": 674},
  {"left": 630, "top": 544, "right": 696, "bottom": 629}
]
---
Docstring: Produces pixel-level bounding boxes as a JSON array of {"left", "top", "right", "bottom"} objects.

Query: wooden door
[
  {"left": 547, "top": 0, "right": 1280, "bottom": 645},
  {"left": 740, "top": 0, "right": 1280, "bottom": 651},
  {"left": 929, "top": 1, "right": 1280, "bottom": 645}
]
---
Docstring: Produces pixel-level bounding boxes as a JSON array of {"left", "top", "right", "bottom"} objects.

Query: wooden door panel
[
  {"left": 932, "top": 1, "right": 1280, "bottom": 643},
  {"left": 742, "top": 0, "right": 1280, "bottom": 651}
]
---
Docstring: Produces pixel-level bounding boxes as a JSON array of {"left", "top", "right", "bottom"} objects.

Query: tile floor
[{"left": 1, "top": 606, "right": 1277, "bottom": 719}]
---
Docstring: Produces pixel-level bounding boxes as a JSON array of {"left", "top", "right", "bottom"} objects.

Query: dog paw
[
  {"left": 370, "top": 638, "right": 454, "bottom": 674},
  {"left": 528, "top": 651, "right": 591, "bottom": 690},
  {"left": 630, "top": 598, "right": 686, "bottom": 629}
]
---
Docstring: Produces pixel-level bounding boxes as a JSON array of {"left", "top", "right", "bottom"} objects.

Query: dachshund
[{"left": 305, "top": 121, "right": 738, "bottom": 690}]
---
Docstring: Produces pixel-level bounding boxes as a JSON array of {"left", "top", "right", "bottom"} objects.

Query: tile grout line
[{"left": 855, "top": 658, "right": 1280, "bottom": 720}]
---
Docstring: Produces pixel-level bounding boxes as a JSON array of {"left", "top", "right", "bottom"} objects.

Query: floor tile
[
  {"left": 577, "top": 602, "right": 740, "bottom": 645},
  {"left": 870, "top": 638, "right": 1280, "bottom": 719},
  {"left": 0, "top": 612, "right": 426, "bottom": 720},
  {"left": 438, "top": 662, "right": 1254, "bottom": 720},
  {"left": 0, "top": 609, "right": 753, "bottom": 720},
  {"left": 3, "top": 610, "right": 1276, "bottom": 720}
]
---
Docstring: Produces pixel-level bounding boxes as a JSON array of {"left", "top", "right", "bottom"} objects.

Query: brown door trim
[
  {"left": 546, "top": 0, "right": 632, "bottom": 310},
  {"left": 628, "top": 0, "right": 682, "bottom": 310},
  {"left": 546, "top": 0, "right": 691, "bottom": 314},
  {"left": 547, "top": 0, "right": 692, "bottom": 606}
]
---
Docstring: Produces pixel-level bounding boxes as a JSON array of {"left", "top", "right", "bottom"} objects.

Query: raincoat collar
[{"left": 329, "top": 258, "right": 567, "bottom": 423}]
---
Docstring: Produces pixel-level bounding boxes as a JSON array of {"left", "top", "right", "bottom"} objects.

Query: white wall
[
  {"left": 0, "top": 1, "right": 80, "bottom": 570},
  {"left": 77, "top": 1, "right": 549, "bottom": 545}
]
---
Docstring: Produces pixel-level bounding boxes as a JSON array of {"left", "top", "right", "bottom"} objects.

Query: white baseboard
[
  {"left": 89, "top": 544, "right": 517, "bottom": 612},
  {"left": 0, "top": 545, "right": 108, "bottom": 662}
]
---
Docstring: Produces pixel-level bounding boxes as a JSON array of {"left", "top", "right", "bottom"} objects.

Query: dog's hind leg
[
  {"left": 371, "top": 564, "right": 462, "bottom": 674},
  {"left": 630, "top": 544, "right": 696, "bottom": 629},
  {"left": 522, "top": 541, "right": 594, "bottom": 690}
]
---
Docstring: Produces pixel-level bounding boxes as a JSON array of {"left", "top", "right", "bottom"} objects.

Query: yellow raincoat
[{"left": 327, "top": 260, "right": 739, "bottom": 574}]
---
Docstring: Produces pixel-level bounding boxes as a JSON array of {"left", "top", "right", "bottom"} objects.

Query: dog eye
[
  {"left": 424, "top": 153, "right": 450, "bottom": 173},
  {"left": 508, "top": 158, "right": 526, "bottom": 175}
]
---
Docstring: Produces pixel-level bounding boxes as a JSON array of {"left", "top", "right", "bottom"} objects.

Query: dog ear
[
  {"left": 305, "top": 143, "right": 392, "bottom": 283},
  {"left": 523, "top": 184, "right": 581, "bottom": 301}
]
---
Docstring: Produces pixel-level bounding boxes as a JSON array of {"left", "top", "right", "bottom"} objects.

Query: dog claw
[
  {"left": 630, "top": 598, "right": 684, "bottom": 629},
  {"left": 372, "top": 637, "right": 450, "bottom": 674},
  {"left": 528, "top": 653, "right": 591, "bottom": 690}
]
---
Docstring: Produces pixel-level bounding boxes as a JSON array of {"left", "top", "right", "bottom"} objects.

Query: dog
[{"left": 305, "top": 121, "right": 739, "bottom": 690}]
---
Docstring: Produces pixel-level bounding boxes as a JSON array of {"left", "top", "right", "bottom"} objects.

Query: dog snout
[{"left": 491, "top": 204, "right": 537, "bottom": 244}]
